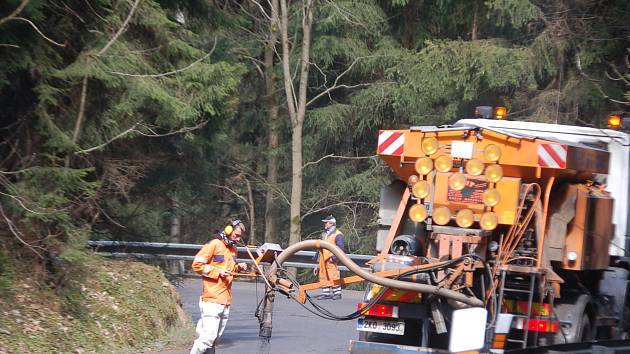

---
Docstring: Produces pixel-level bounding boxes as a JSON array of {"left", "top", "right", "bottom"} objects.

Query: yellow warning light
[
  {"left": 480, "top": 212, "right": 498, "bottom": 230},
  {"left": 412, "top": 180, "right": 430, "bottom": 199},
  {"left": 483, "top": 188, "right": 501, "bottom": 207},
  {"left": 449, "top": 173, "right": 466, "bottom": 191},
  {"left": 608, "top": 115, "right": 622, "bottom": 129},
  {"left": 485, "top": 164, "right": 503, "bottom": 183},
  {"left": 421, "top": 137, "right": 439, "bottom": 155},
  {"left": 483, "top": 144, "right": 501, "bottom": 162},
  {"left": 494, "top": 106, "right": 507, "bottom": 120},
  {"left": 415, "top": 157, "right": 433, "bottom": 175},
  {"left": 432, "top": 206, "right": 451, "bottom": 225},
  {"left": 408, "top": 175, "right": 419, "bottom": 186},
  {"left": 465, "top": 158, "right": 484, "bottom": 176},
  {"left": 435, "top": 155, "right": 453, "bottom": 173},
  {"left": 409, "top": 204, "right": 428, "bottom": 223},
  {"left": 456, "top": 209, "right": 475, "bottom": 228}
]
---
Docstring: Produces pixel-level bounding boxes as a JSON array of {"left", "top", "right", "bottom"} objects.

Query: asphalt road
[{"left": 174, "top": 278, "right": 364, "bottom": 354}]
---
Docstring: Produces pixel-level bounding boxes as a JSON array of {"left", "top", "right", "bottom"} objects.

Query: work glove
[
  {"left": 219, "top": 269, "right": 231, "bottom": 278},
  {"left": 237, "top": 262, "right": 247, "bottom": 272}
]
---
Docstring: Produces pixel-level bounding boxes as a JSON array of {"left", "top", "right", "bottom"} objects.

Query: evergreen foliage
[{"left": 1, "top": 0, "right": 628, "bottom": 281}]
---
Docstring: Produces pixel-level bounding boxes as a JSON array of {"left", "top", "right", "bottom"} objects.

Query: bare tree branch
[
  {"left": 135, "top": 120, "right": 208, "bottom": 137},
  {"left": 7, "top": 17, "right": 66, "bottom": 47},
  {"left": 97, "top": 0, "right": 141, "bottom": 56},
  {"left": 301, "top": 200, "right": 371, "bottom": 220},
  {"left": 576, "top": 53, "right": 630, "bottom": 105},
  {"left": 108, "top": 38, "right": 217, "bottom": 78},
  {"left": 71, "top": 76, "right": 89, "bottom": 144},
  {"left": 97, "top": 204, "right": 127, "bottom": 229},
  {"left": 84, "top": 0, "right": 107, "bottom": 22},
  {"left": 0, "top": 191, "right": 55, "bottom": 215},
  {"left": 248, "top": 0, "right": 272, "bottom": 21},
  {"left": 74, "top": 123, "right": 138, "bottom": 154},
  {"left": 231, "top": 163, "right": 291, "bottom": 207},
  {"left": 61, "top": 1, "right": 86, "bottom": 23},
  {"left": 0, "top": 167, "right": 38, "bottom": 175},
  {"left": 608, "top": 62, "right": 630, "bottom": 86},
  {"left": 74, "top": 120, "right": 208, "bottom": 154},
  {"left": 302, "top": 153, "right": 377, "bottom": 170},
  {"left": 306, "top": 56, "right": 370, "bottom": 107},
  {"left": 232, "top": 174, "right": 257, "bottom": 244},
  {"left": 207, "top": 183, "right": 252, "bottom": 222},
  {"left": 0, "top": 0, "right": 29, "bottom": 26},
  {"left": 0, "top": 202, "right": 45, "bottom": 259}
]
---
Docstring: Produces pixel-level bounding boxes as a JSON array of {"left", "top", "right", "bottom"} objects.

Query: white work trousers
[{"left": 190, "top": 299, "right": 230, "bottom": 354}]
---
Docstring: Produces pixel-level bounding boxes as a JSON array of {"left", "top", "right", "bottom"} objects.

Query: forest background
[{"left": 1, "top": 0, "right": 629, "bottom": 289}]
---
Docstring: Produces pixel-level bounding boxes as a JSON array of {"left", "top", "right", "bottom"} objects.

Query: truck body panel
[
  {"left": 361, "top": 117, "right": 630, "bottom": 352},
  {"left": 456, "top": 119, "right": 630, "bottom": 257}
]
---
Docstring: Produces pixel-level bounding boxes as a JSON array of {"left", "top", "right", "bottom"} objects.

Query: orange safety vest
[
  {"left": 318, "top": 230, "right": 342, "bottom": 283},
  {"left": 191, "top": 238, "right": 239, "bottom": 304}
]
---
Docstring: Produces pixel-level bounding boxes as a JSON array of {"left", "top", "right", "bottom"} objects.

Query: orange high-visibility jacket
[
  {"left": 318, "top": 230, "right": 343, "bottom": 282},
  {"left": 191, "top": 238, "right": 239, "bottom": 304}
]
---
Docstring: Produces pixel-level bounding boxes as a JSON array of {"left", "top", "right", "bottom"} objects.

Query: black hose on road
[{"left": 269, "top": 240, "right": 483, "bottom": 307}]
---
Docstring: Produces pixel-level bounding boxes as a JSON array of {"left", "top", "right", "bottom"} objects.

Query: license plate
[{"left": 357, "top": 317, "right": 405, "bottom": 335}]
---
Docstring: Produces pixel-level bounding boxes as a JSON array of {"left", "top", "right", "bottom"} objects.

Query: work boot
[
  {"left": 332, "top": 294, "right": 342, "bottom": 300},
  {"left": 315, "top": 293, "right": 332, "bottom": 300}
]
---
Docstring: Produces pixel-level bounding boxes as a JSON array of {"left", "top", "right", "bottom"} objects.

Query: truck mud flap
[{"left": 349, "top": 340, "right": 450, "bottom": 354}]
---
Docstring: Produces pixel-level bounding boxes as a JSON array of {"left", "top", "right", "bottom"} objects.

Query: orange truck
[{"left": 348, "top": 108, "right": 630, "bottom": 353}]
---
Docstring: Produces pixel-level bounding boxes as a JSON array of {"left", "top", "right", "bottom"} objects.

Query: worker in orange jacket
[
  {"left": 190, "top": 220, "right": 247, "bottom": 354},
  {"left": 313, "top": 215, "right": 345, "bottom": 300}
]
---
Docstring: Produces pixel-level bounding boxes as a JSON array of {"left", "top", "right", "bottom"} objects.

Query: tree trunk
[
  {"left": 65, "top": 75, "right": 88, "bottom": 167},
  {"left": 279, "top": 0, "right": 314, "bottom": 248},
  {"left": 170, "top": 199, "right": 181, "bottom": 243},
  {"left": 471, "top": 0, "right": 479, "bottom": 40},
  {"left": 264, "top": 0, "right": 280, "bottom": 244},
  {"left": 260, "top": 0, "right": 313, "bottom": 339},
  {"left": 288, "top": 121, "right": 303, "bottom": 247},
  {"left": 243, "top": 176, "right": 256, "bottom": 245},
  {"left": 169, "top": 196, "right": 183, "bottom": 274}
]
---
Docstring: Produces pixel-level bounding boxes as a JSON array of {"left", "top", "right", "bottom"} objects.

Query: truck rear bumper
[{"left": 349, "top": 340, "right": 452, "bottom": 353}]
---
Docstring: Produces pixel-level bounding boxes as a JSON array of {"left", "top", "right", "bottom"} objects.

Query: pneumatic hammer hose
[{"left": 269, "top": 240, "right": 483, "bottom": 307}]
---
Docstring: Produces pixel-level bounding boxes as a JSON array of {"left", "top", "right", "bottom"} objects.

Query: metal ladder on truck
[{"left": 495, "top": 267, "right": 545, "bottom": 349}]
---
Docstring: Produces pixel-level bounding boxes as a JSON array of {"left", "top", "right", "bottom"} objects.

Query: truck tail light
[
  {"left": 357, "top": 303, "right": 399, "bottom": 318},
  {"left": 513, "top": 317, "right": 558, "bottom": 332}
]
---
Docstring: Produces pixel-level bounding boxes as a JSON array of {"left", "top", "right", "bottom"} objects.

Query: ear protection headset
[
  {"left": 223, "top": 219, "right": 243, "bottom": 236},
  {"left": 221, "top": 219, "right": 243, "bottom": 246}
]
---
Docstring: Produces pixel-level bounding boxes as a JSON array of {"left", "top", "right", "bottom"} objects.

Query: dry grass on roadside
[{"left": 0, "top": 257, "right": 193, "bottom": 354}]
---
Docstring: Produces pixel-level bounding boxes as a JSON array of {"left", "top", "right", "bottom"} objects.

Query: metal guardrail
[{"left": 87, "top": 240, "right": 373, "bottom": 271}]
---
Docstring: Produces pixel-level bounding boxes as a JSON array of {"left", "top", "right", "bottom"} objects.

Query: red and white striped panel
[
  {"left": 377, "top": 131, "right": 404, "bottom": 156},
  {"left": 538, "top": 144, "right": 567, "bottom": 169}
]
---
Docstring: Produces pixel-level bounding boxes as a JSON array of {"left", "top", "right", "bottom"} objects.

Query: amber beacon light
[
  {"left": 608, "top": 115, "right": 621, "bottom": 129},
  {"left": 474, "top": 105, "right": 508, "bottom": 120},
  {"left": 494, "top": 106, "right": 507, "bottom": 120}
]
